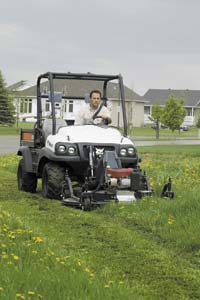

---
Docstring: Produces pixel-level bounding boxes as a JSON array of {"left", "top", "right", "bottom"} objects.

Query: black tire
[
  {"left": 42, "top": 162, "right": 65, "bottom": 200},
  {"left": 17, "top": 159, "right": 37, "bottom": 193}
]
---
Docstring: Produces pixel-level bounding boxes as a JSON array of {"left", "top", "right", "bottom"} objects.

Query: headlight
[
  {"left": 128, "top": 147, "right": 135, "bottom": 156},
  {"left": 68, "top": 146, "right": 76, "bottom": 155},
  {"left": 120, "top": 148, "right": 127, "bottom": 156},
  {"left": 58, "top": 145, "right": 66, "bottom": 153},
  {"left": 55, "top": 143, "right": 78, "bottom": 156}
]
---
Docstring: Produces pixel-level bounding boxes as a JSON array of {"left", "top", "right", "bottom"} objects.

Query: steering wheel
[{"left": 93, "top": 116, "right": 108, "bottom": 125}]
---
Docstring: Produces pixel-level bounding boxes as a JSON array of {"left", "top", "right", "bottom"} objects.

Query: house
[
  {"left": 142, "top": 89, "right": 200, "bottom": 126},
  {"left": 9, "top": 78, "right": 145, "bottom": 127}
]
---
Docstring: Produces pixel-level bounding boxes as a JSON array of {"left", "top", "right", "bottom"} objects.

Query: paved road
[
  {"left": 1, "top": 135, "right": 200, "bottom": 154},
  {"left": 0, "top": 136, "right": 20, "bottom": 154}
]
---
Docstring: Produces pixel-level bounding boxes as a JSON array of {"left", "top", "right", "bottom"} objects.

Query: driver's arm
[{"left": 99, "top": 107, "right": 112, "bottom": 124}]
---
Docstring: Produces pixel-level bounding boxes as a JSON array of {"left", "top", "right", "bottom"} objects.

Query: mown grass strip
[{"left": 1, "top": 150, "right": 200, "bottom": 299}]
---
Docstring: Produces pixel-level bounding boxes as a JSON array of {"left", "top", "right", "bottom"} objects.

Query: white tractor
[{"left": 17, "top": 72, "right": 173, "bottom": 210}]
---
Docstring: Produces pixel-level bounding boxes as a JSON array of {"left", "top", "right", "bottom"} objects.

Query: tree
[
  {"left": 161, "top": 95, "right": 186, "bottom": 132},
  {"left": 0, "top": 70, "right": 15, "bottom": 125},
  {"left": 149, "top": 104, "right": 163, "bottom": 139}
]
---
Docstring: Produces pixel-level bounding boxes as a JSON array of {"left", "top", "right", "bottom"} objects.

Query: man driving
[{"left": 75, "top": 90, "right": 112, "bottom": 125}]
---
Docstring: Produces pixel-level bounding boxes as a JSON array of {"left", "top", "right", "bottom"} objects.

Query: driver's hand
[{"left": 93, "top": 117, "right": 102, "bottom": 124}]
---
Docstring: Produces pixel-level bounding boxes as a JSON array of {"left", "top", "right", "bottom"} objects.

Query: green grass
[
  {"left": 0, "top": 122, "right": 34, "bottom": 135},
  {"left": 1, "top": 147, "right": 200, "bottom": 299},
  {"left": 128, "top": 126, "right": 199, "bottom": 139},
  {"left": 0, "top": 122, "right": 199, "bottom": 140}
]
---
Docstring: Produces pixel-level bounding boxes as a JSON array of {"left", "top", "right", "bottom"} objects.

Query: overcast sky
[{"left": 1, "top": 0, "right": 200, "bottom": 95}]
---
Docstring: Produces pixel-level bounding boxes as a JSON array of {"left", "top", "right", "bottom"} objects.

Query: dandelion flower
[
  {"left": 32, "top": 236, "right": 43, "bottom": 243},
  {"left": 28, "top": 291, "right": 35, "bottom": 295},
  {"left": 16, "top": 293, "right": 26, "bottom": 299}
]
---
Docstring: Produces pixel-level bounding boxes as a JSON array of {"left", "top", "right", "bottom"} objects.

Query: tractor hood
[{"left": 47, "top": 125, "right": 134, "bottom": 146}]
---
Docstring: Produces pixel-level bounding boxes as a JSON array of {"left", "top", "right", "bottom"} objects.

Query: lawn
[
  {"left": 0, "top": 122, "right": 199, "bottom": 140},
  {"left": 128, "top": 126, "right": 199, "bottom": 139},
  {"left": 0, "top": 145, "right": 200, "bottom": 299},
  {"left": 0, "top": 122, "right": 34, "bottom": 135}
]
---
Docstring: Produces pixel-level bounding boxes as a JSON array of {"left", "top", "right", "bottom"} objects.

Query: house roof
[
  {"left": 8, "top": 80, "right": 33, "bottom": 91},
  {"left": 14, "top": 79, "right": 141, "bottom": 101},
  {"left": 143, "top": 89, "right": 200, "bottom": 107}
]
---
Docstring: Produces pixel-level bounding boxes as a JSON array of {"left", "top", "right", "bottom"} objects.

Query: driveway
[
  {"left": 0, "top": 136, "right": 20, "bottom": 154},
  {"left": 1, "top": 135, "right": 200, "bottom": 155}
]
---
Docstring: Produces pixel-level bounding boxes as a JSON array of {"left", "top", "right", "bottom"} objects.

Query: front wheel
[
  {"left": 17, "top": 159, "right": 37, "bottom": 193},
  {"left": 42, "top": 162, "right": 65, "bottom": 200}
]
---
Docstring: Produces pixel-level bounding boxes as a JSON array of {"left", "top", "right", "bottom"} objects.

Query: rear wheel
[
  {"left": 17, "top": 159, "right": 37, "bottom": 193},
  {"left": 42, "top": 162, "right": 65, "bottom": 199}
]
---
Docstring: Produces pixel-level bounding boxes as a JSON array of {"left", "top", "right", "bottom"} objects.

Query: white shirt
[{"left": 75, "top": 104, "right": 111, "bottom": 125}]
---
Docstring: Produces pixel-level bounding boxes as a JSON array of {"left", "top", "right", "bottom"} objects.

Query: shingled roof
[
  {"left": 8, "top": 80, "right": 33, "bottom": 91},
  {"left": 143, "top": 89, "right": 200, "bottom": 107},
  {"left": 17, "top": 79, "right": 141, "bottom": 100}
]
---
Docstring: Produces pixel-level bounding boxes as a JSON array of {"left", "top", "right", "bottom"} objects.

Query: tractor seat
[
  {"left": 106, "top": 167, "right": 133, "bottom": 178},
  {"left": 42, "top": 118, "right": 67, "bottom": 141}
]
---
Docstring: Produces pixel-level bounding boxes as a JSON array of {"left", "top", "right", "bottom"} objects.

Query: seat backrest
[{"left": 42, "top": 118, "right": 66, "bottom": 140}]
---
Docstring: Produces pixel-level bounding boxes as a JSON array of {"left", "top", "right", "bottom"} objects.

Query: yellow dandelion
[
  {"left": 0, "top": 287, "right": 4, "bottom": 291},
  {"left": 32, "top": 236, "right": 43, "bottom": 243},
  {"left": 16, "top": 293, "right": 26, "bottom": 299},
  {"left": 13, "top": 255, "right": 20, "bottom": 261},
  {"left": 28, "top": 291, "right": 35, "bottom": 295},
  {"left": 63, "top": 255, "right": 70, "bottom": 259},
  {"left": 85, "top": 267, "right": 90, "bottom": 273},
  {"left": 168, "top": 215, "right": 175, "bottom": 225}
]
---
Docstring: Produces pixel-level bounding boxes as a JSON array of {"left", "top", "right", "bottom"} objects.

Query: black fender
[
  {"left": 37, "top": 147, "right": 81, "bottom": 176},
  {"left": 17, "top": 146, "right": 33, "bottom": 173}
]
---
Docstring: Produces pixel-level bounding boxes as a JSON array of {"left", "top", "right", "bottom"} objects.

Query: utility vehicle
[{"left": 17, "top": 72, "right": 173, "bottom": 210}]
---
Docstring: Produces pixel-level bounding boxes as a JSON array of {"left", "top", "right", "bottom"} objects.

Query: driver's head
[{"left": 90, "top": 90, "right": 101, "bottom": 109}]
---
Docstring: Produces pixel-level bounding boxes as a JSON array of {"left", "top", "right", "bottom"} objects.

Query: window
[
  {"left": 144, "top": 106, "right": 150, "bottom": 114},
  {"left": 185, "top": 107, "right": 193, "bottom": 116},
  {"left": 20, "top": 98, "right": 32, "bottom": 113},
  {"left": 45, "top": 101, "right": 50, "bottom": 112},
  {"left": 64, "top": 100, "right": 74, "bottom": 113},
  {"left": 69, "top": 100, "right": 73, "bottom": 113}
]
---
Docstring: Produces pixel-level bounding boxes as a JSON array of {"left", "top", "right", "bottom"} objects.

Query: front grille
[{"left": 83, "top": 145, "right": 115, "bottom": 158}]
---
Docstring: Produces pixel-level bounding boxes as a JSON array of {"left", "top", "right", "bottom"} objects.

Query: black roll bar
[{"left": 36, "top": 72, "right": 128, "bottom": 136}]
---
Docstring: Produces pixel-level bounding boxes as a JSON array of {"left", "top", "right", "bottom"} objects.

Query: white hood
[
  {"left": 48, "top": 125, "right": 133, "bottom": 145},
  {"left": 60, "top": 125, "right": 121, "bottom": 143}
]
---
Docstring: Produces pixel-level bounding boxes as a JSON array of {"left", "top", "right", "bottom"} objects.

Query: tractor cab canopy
[{"left": 36, "top": 72, "right": 128, "bottom": 137}]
